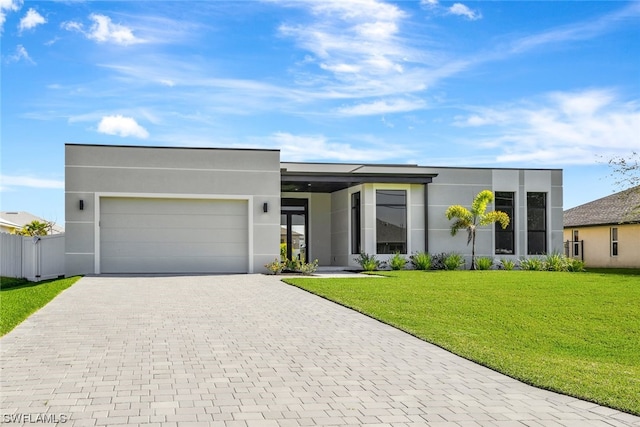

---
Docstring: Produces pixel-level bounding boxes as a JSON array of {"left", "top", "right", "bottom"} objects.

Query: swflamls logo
[{"left": 2, "top": 413, "right": 69, "bottom": 423}]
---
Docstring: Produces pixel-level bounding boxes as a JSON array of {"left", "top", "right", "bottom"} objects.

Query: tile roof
[{"left": 563, "top": 186, "right": 640, "bottom": 227}]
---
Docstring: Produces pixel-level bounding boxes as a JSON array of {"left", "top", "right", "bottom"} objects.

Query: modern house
[
  {"left": 65, "top": 144, "right": 563, "bottom": 275},
  {"left": 564, "top": 186, "right": 640, "bottom": 268}
]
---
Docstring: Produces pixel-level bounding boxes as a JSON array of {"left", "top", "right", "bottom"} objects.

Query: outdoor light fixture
[
  {"left": 79, "top": 200, "right": 84, "bottom": 210},
  {"left": 263, "top": 202, "right": 268, "bottom": 213}
]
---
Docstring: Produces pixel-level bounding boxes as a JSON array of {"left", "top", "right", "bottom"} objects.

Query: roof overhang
[{"left": 281, "top": 171, "right": 437, "bottom": 193}]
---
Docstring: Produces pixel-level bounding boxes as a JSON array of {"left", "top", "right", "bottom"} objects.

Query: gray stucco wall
[
  {"left": 65, "top": 144, "right": 280, "bottom": 276},
  {"left": 426, "top": 167, "right": 563, "bottom": 266}
]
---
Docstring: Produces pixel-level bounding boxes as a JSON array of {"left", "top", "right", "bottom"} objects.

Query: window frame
[
  {"left": 527, "top": 192, "right": 547, "bottom": 255},
  {"left": 375, "top": 189, "right": 408, "bottom": 255},
  {"left": 350, "top": 191, "right": 361, "bottom": 255},
  {"left": 494, "top": 191, "right": 515, "bottom": 255},
  {"left": 611, "top": 227, "right": 619, "bottom": 257}
]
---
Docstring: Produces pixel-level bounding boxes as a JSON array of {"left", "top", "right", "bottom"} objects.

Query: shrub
[
  {"left": 389, "top": 252, "right": 407, "bottom": 270},
  {"left": 354, "top": 253, "right": 383, "bottom": 271},
  {"left": 410, "top": 251, "right": 432, "bottom": 270},
  {"left": 443, "top": 253, "right": 465, "bottom": 270},
  {"left": 265, "top": 258, "right": 285, "bottom": 275},
  {"left": 500, "top": 258, "right": 516, "bottom": 271},
  {"left": 520, "top": 257, "right": 545, "bottom": 271},
  {"left": 476, "top": 257, "right": 493, "bottom": 270},
  {"left": 545, "top": 252, "right": 568, "bottom": 271},
  {"left": 566, "top": 258, "right": 586, "bottom": 272},
  {"left": 431, "top": 253, "right": 447, "bottom": 270},
  {"left": 297, "top": 259, "right": 319, "bottom": 275}
]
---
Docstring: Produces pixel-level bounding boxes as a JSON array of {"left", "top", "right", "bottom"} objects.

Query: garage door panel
[
  {"left": 101, "top": 213, "right": 247, "bottom": 230},
  {"left": 103, "top": 256, "right": 247, "bottom": 274},
  {"left": 101, "top": 227, "right": 248, "bottom": 244},
  {"left": 100, "top": 197, "right": 249, "bottom": 273},
  {"left": 101, "top": 198, "right": 247, "bottom": 215},
  {"left": 102, "top": 242, "right": 248, "bottom": 258}
]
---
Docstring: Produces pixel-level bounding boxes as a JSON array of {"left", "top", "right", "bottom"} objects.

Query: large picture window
[
  {"left": 527, "top": 192, "right": 547, "bottom": 255},
  {"left": 495, "top": 192, "right": 515, "bottom": 255},
  {"left": 351, "top": 192, "right": 361, "bottom": 254},
  {"left": 376, "top": 190, "right": 407, "bottom": 254}
]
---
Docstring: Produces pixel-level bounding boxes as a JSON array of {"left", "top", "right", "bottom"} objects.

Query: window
[
  {"left": 527, "top": 192, "right": 547, "bottom": 255},
  {"left": 376, "top": 190, "right": 406, "bottom": 254},
  {"left": 573, "top": 230, "right": 580, "bottom": 257},
  {"left": 495, "top": 192, "right": 515, "bottom": 255},
  {"left": 351, "top": 192, "right": 361, "bottom": 254},
  {"left": 611, "top": 227, "right": 618, "bottom": 256}
]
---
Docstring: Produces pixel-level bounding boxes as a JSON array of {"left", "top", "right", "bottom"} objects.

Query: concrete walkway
[{"left": 1, "top": 275, "right": 638, "bottom": 427}]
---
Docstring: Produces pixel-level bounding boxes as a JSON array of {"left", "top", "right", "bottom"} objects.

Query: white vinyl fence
[{"left": 1, "top": 232, "right": 65, "bottom": 282}]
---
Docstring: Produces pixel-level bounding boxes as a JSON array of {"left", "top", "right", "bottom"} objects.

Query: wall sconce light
[
  {"left": 263, "top": 202, "right": 268, "bottom": 213},
  {"left": 79, "top": 200, "right": 84, "bottom": 210}
]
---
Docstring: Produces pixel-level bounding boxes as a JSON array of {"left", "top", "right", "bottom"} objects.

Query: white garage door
[{"left": 100, "top": 197, "right": 249, "bottom": 273}]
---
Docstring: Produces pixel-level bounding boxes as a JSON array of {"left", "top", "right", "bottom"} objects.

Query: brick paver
[{"left": 1, "top": 275, "right": 638, "bottom": 426}]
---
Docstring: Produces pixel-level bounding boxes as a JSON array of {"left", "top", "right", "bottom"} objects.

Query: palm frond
[
  {"left": 481, "top": 210, "right": 510, "bottom": 229},
  {"left": 471, "top": 190, "right": 494, "bottom": 216}
]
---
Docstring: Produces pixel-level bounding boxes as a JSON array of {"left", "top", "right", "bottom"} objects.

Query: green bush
[
  {"left": 545, "top": 253, "right": 567, "bottom": 271},
  {"left": 519, "top": 254, "right": 585, "bottom": 273},
  {"left": 476, "top": 257, "right": 493, "bottom": 270},
  {"left": 520, "top": 257, "right": 545, "bottom": 271},
  {"left": 355, "top": 253, "right": 383, "bottom": 271},
  {"left": 410, "top": 251, "right": 432, "bottom": 270},
  {"left": 389, "top": 252, "right": 407, "bottom": 270},
  {"left": 567, "top": 258, "right": 586, "bottom": 272},
  {"left": 500, "top": 258, "right": 516, "bottom": 271},
  {"left": 443, "top": 253, "right": 465, "bottom": 270}
]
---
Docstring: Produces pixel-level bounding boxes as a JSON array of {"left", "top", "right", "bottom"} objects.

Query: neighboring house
[
  {"left": 0, "top": 217, "right": 20, "bottom": 234},
  {"left": 0, "top": 211, "right": 65, "bottom": 234},
  {"left": 563, "top": 186, "right": 640, "bottom": 268},
  {"left": 65, "top": 144, "right": 564, "bottom": 275}
]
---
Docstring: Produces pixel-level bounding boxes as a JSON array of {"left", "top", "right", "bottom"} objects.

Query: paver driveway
[{"left": 1, "top": 275, "right": 638, "bottom": 427}]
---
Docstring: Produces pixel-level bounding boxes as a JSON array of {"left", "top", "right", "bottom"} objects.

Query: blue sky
[{"left": 1, "top": 0, "right": 639, "bottom": 225}]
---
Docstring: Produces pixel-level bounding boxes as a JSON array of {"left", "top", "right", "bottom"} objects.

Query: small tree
[
  {"left": 13, "top": 220, "right": 53, "bottom": 237},
  {"left": 607, "top": 151, "right": 640, "bottom": 217},
  {"left": 445, "top": 190, "right": 509, "bottom": 270}
]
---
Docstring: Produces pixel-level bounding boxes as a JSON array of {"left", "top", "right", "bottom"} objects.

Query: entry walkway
[{"left": 1, "top": 275, "right": 638, "bottom": 426}]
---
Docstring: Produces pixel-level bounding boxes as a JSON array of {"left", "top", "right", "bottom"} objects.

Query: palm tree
[
  {"left": 445, "top": 190, "right": 510, "bottom": 270},
  {"left": 13, "top": 220, "right": 53, "bottom": 237}
]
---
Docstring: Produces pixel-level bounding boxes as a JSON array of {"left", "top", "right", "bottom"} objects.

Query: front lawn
[
  {"left": 1, "top": 276, "right": 81, "bottom": 336},
  {"left": 284, "top": 270, "right": 640, "bottom": 415}
]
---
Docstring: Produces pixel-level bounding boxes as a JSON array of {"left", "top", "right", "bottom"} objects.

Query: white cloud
[
  {"left": 277, "top": 0, "right": 421, "bottom": 97},
  {"left": 336, "top": 98, "right": 426, "bottom": 116},
  {"left": 62, "top": 13, "right": 142, "bottom": 45},
  {"left": 97, "top": 115, "right": 149, "bottom": 139},
  {"left": 0, "top": 0, "right": 22, "bottom": 32},
  {"left": 267, "top": 132, "right": 413, "bottom": 162},
  {"left": 448, "top": 3, "right": 482, "bottom": 21},
  {"left": 5, "top": 44, "right": 34, "bottom": 64},
  {"left": 454, "top": 89, "right": 640, "bottom": 165},
  {"left": 0, "top": 174, "right": 64, "bottom": 190},
  {"left": 19, "top": 8, "right": 45, "bottom": 32}
]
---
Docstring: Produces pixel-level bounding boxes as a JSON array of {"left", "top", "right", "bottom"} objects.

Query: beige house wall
[{"left": 563, "top": 224, "right": 640, "bottom": 268}]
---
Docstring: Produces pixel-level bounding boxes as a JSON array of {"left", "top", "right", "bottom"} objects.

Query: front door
[{"left": 281, "top": 199, "right": 308, "bottom": 262}]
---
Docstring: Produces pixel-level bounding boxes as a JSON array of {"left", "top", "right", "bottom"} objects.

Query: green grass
[
  {"left": 1, "top": 276, "right": 81, "bottom": 336},
  {"left": 284, "top": 270, "right": 640, "bottom": 415}
]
